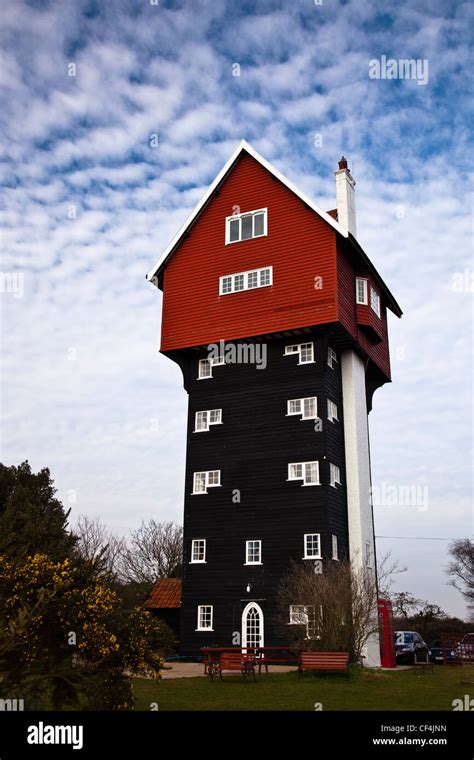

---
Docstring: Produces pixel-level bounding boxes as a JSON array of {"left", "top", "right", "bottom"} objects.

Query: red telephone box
[{"left": 378, "top": 598, "right": 396, "bottom": 668}]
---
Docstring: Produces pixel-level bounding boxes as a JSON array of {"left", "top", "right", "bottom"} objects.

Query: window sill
[
  {"left": 190, "top": 561, "right": 207, "bottom": 564},
  {"left": 286, "top": 480, "right": 320, "bottom": 486},
  {"left": 196, "top": 377, "right": 212, "bottom": 381},
  {"left": 225, "top": 232, "right": 268, "bottom": 246},
  {"left": 297, "top": 361, "right": 315, "bottom": 366},
  {"left": 285, "top": 416, "right": 318, "bottom": 421},
  {"left": 219, "top": 282, "right": 272, "bottom": 296},
  {"left": 244, "top": 562, "right": 263, "bottom": 566},
  {"left": 192, "top": 491, "right": 208, "bottom": 495},
  {"left": 303, "top": 556, "right": 322, "bottom": 561},
  {"left": 193, "top": 429, "right": 210, "bottom": 433},
  {"left": 195, "top": 628, "right": 214, "bottom": 632}
]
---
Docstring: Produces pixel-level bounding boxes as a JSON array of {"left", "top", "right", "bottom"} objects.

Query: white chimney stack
[{"left": 334, "top": 156, "right": 357, "bottom": 237}]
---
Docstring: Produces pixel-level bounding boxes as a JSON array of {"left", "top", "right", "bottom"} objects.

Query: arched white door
[{"left": 242, "top": 602, "right": 264, "bottom": 651}]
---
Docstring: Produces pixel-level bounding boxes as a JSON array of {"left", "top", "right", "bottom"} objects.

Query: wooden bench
[
  {"left": 298, "top": 651, "right": 350, "bottom": 678},
  {"left": 208, "top": 651, "right": 257, "bottom": 681}
]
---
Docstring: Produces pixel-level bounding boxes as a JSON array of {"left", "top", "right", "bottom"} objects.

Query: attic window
[
  {"left": 219, "top": 267, "right": 272, "bottom": 295},
  {"left": 225, "top": 208, "right": 267, "bottom": 244}
]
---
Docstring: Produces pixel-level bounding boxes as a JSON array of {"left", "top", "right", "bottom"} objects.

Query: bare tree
[
  {"left": 118, "top": 520, "right": 182, "bottom": 584},
  {"left": 276, "top": 560, "right": 379, "bottom": 662},
  {"left": 390, "top": 591, "right": 423, "bottom": 619},
  {"left": 74, "top": 515, "right": 123, "bottom": 580},
  {"left": 446, "top": 538, "right": 474, "bottom": 615},
  {"left": 377, "top": 550, "right": 408, "bottom": 598}
]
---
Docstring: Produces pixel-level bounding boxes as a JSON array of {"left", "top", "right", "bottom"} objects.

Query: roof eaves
[{"left": 347, "top": 233, "right": 403, "bottom": 318}]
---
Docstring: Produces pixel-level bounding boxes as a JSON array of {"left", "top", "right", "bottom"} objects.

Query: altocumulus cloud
[{"left": 0, "top": 0, "right": 472, "bottom": 616}]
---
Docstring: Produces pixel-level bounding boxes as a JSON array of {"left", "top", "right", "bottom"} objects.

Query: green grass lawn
[{"left": 133, "top": 665, "right": 474, "bottom": 711}]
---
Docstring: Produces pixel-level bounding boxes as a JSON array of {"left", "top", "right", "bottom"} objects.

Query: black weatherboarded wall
[{"left": 170, "top": 330, "right": 349, "bottom": 655}]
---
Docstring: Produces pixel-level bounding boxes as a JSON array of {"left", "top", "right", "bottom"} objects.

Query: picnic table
[{"left": 201, "top": 646, "right": 300, "bottom": 676}]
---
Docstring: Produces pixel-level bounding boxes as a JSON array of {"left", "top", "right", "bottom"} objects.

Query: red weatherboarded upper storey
[{"left": 148, "top": 141, "right": 401, "bottom": 380}]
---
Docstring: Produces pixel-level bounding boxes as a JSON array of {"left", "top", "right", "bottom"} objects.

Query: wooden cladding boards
[
  {"left": 160, "top": 153, "right": 338, "bottom": 352},
  {"left": 159, "top": 152, "right": 392, "bottom": 382},
  {"left": 178, "top": 333, "right": 349, "bottom": 653},
  {"left": 336, "top": 241, "right": 391, "bottom": 379}
]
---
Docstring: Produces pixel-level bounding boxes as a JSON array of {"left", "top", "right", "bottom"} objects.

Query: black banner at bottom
[{"left": 0, "top": 711, "right": 472, "bottom": 758}]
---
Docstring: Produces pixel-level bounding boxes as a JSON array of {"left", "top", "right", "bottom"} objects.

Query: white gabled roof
[{"left": 146, "top": 139, "right": 348, "bottom": 284}]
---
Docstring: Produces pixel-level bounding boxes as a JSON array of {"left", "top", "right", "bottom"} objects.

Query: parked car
[
  {"left": 456, "top": 633, "right": 474, "bottom": 661},
  {"left": 394, "top": 631, "right": 428, "bottom": 664},
  {"left": 428, "top": 639, "right": 459, "bottom": 664}
]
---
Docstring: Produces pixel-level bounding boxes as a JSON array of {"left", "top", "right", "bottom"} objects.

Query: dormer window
[
  {"left": 356, "top": 278, "right": 381, "bottom": 318},
  {"left": 225, "top": 208, "right": 267, "bottom": 244}
]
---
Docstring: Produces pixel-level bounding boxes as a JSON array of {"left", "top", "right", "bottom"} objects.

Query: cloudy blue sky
[{"left": 1, "top": 0, "right": 472, "bottom": 617}]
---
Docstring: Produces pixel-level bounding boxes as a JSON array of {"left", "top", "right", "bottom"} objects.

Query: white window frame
[
  {"left": 219, "top": 266, "right": 272, "bottom": 296},
  {"left": 225, "top": 208, "right": 268, "bottom": 245},
  {"left": 209, "top": 409, "right": 222, "bottom": 425},
  {"left": 287, "top": 398, "right": 302, "bottom": 416},
  {"left": 191, "top": 539, "right": 206, "bottom": 564},
  {"left": 287, "top": 397, "right": 317, "bottom": 420},
  {"left": 327, "top": 399, "right": 338, "bottom": 423},
  {"left": 327, "top": 346, "right": 338, "bottom": 368},
  {"left": 303, "top": 533, "right": 321, "bottom": 560},
  {"left": 332, "top": 534, "right": 339, "bottom": 561},
  {"left": 356, "top": 277, "right": 368, "bottom": 305},
  {"left": 245, "top": 539, "right": 262, "bottom": 566},
  {"left": 284, "top": 342, "right": 314, "bottom": 365},
  {"left": 329, "top": 463, "right": 341, "bottom": 488},
  {"left": 370, "top": 285, "right": 381, "bottom": 317},
  {"left": 194, "top": 409, "right": 222, "bottom": 433},
  {"left": 196, "top": 605, "right": 213, "bottom": 631},
  {"left": 288, "top": 461, "right": 320, "bottom": 486},
  {"left": 289, "top": 605, "right": 311, "bottom": 625},
  {"left": 192, "top": 470, "right": 221, "bottom": 494},
  {"left": 289, "top": 605, "right": 317, "bottom": 638},
  {"left": 198, "top": 354, "right": 227, "bottom": 379},
  {"left": 198, "top": 359, "right": 212, "bottom": 379}
]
